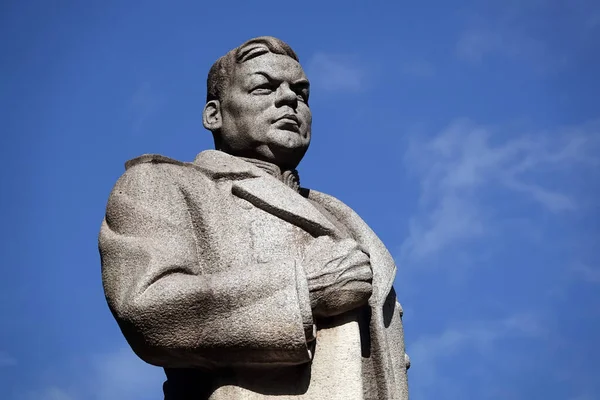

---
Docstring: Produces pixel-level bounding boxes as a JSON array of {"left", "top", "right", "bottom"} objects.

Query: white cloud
[
  {"left": 89, "top": 347, "right": 165, "bottom": 400},
  {"left": 0, "top": 351, "right": 17, "bottom": 367},
  {"left": 456, "top": 28, "right": 552, "bottom": 67},
  {"left": 456, "top": 29, "right": 510, "bottom": 64},
  {"left": 129, "top": 81, "right": 163, "bottom": 134},
  {"left": 19, "top": 347, "right": 164, "bottom": 400},
  {"left": 587, "top": 12, "right": 600, "bottom": 29},
  {"left": 306, "top": 53, "right": 365, "bottom": 93},
  {"left": 410, "top": 313, "right": 544, "bottom": 366},
  {"left": 408, "top": 313, "right": 544, "bottom": 398},
  {"left": 403, "top": 193, "right": 485, "bottom": 259},
  {"left": 401, "top": 119, "right": 599, "bottom": 264},
  {"left": 453, "top": 0, "right": 598, "bottom": 73},
  {"left": 25, "top": 387, "right": 75, "bottom": 400},
  {"left": 571, "top": 262, "right": 600, "bottom": 284},
  {"left": 401, "top": 60, "right": 436, "bottom": 78},
  {"left": 569, "top": 394, "right": 596, "bottom": 400}
]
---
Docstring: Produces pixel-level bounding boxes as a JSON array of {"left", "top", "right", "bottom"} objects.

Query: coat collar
[
  {"left": 238, "top": 157, "right": 301, "bottom": 193},
  {"left": 192, "top": 150, "right": 262, "bottom": 180},
  {"left": 193, "top": 150, "right": 339, "bottom": 239},
  {"left": 193, "top": 150, "right": 396, "bottom": 304},
  {"left": 126, "top": 150, "right": 397, "bottom": 305}
]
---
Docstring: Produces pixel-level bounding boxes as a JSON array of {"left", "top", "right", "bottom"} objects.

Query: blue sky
[{"left": 1, "top": 1, "right": 599, "bottom": 399}]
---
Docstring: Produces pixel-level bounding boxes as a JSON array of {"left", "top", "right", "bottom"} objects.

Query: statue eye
[
  {"left": 297, "top": 91, "right": 309, "bottom": 103},
  {"left": 290, "top": 83, "right": 309, "bottom": 103},
  {"left": 294, "top": 89, "right": 309, "bottom": 103},
  {"left": 251, "top": 84, "right": 274, "bottom": 95}
]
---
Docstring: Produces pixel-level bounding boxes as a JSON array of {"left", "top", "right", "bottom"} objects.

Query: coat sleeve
[{"left": 99, "top": 163, "right": 314, "bottom": 369}]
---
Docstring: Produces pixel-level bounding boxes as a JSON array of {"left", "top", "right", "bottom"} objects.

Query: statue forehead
[{"left": 233, "top": 53, "right": 308, "bottom": 81}]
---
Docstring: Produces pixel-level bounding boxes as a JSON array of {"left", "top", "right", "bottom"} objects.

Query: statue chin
[
  {"left": 265, "top": 142, "right": 309, "bottom": 170},
  {"left": 213, "top": 129, "right": 309, "bottom": 169}
]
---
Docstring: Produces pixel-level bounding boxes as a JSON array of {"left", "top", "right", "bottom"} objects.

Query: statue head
[{"left": 203, "top": 36, "right": 311, "bottom": 170}]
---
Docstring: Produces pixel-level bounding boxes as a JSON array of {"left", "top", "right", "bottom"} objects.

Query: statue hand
[{"left": 303, "top": 237, "right": 373, "bottom": 318}]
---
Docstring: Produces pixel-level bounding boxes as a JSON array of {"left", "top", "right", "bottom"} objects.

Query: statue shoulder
[
  {"left": 105, "top": 153, "right": 214, "bottom": 216},
  {"left": 124, "top": 153, "right": 187, "bottom": 170},
  {"left": 306, "top": 189, "right": 354, "bottom": 216},
  {"left": 113, "top": 154, "right": 200, "bottom": 196},
  {"left": 121, "top": 153, "right": 203, "bottom": 183}
]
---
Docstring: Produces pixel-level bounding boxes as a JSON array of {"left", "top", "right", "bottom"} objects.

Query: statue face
[{"left": 217, "top": 53, "right": 312, "bottom": 169}]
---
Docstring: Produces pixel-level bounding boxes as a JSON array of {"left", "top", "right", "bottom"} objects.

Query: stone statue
[{"left": 99, "top": 36, "right": 409, "bottom": 400}]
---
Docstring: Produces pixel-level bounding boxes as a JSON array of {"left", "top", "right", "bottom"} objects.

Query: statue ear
[{"left": 203, "top": 100, "right": 222, "bottom": 132}]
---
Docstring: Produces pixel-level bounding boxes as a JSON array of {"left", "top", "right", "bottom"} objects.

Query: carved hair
[{"left": 206, "top": 36, "right": 299, "bottom": 103}]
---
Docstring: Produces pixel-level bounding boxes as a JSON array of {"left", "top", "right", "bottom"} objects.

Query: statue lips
[{"left": 273, "top": 114, "right": 301, "bottom": 133}]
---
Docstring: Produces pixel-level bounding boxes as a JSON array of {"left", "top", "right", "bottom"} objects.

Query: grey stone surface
[{"left": 99, "top": 36, "right": 409, "bottom": 399}]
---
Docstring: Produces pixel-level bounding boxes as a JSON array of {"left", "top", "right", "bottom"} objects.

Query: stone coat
[{"left": 99, "top": 150, "right": 409, "bottom": 400}]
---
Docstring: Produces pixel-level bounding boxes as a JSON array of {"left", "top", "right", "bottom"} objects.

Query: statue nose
[{"left": 275, "top": 84, "right": 297, "bottom": 108}]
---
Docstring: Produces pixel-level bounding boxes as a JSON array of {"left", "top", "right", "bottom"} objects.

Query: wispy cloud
[
  {"left": 401, "top": 119, "right": 599, "bottom": 264},
  {"left": 129, "top": 82, "right": 163, "bottom": 134},
  {"left": 410, "top": 313, "right": 544, "bottom": 360},
  {"left": 306, "top": 53, "right": 365, "bottom": 93},
  {"left": 409, "top": 313, "right": 544, "bottom": 398},
  {"left": 0, "top": 351, "right": 17, "bottom": 367},
  {"left": 401, "top": 60, "right": 436, "bottom": 78},
  {"left": 586, "top": 11, "right": 600, "bottom": 30},
  {"left": 571, "top": 262, "right": 600, "bottom": 284},
  {"left": 454, "top": 0, "right": 598, "bottom": 73},
  {"left": 569, "top": 394, "right": 596, "bottom": 400},
  {"left": 18, "top": 347, "right": 164, "bottom": 400},
  {"left": 24, "top": 387, "right": 74, "bottom": 400},
  {"left": 456, "top": 29, "right": 552, "bottom": 67},
  {"left": 88, "top": 347, "right": 165, "bottom": 400}
]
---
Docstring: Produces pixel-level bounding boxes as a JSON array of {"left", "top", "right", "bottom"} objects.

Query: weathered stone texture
[{"left": 100, "top": 36, "right": 409, "bottom": 399}]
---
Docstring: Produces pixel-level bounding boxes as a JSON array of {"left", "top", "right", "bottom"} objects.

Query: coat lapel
[
  {"left": 193, "top": 150, "right": 339, "bottom": 238},
  {"left": 232, "top": 177, "right": 339, "bottom": 238},
  {"left": 306, "top": 189, "right": 397, "bottom": 306}
]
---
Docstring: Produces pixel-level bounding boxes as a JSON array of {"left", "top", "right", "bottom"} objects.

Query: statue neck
[{"left": 239, "top": 157, "right": 301, "bottom": 192}]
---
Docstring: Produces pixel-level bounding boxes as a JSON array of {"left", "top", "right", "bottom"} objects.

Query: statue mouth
[
  {"left": 273, "top": 114, "right": 301, "bottom": 132},
  {"left": 275, "top": 114, "right": 300, "bottom": 124}
]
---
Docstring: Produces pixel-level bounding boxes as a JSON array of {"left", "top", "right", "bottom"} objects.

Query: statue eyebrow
[
  {"left": 251, "top": 71, "right": 309, "bottom": 87},
  {"left": 251, "top": 71, "right": 274, "bottom": 81},
  {"left": 292, "top": 79, "right": 310, "bottom": 90}
]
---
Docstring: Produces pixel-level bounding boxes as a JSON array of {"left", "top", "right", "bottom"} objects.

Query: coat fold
[{"left": 100, "top": 150, "right": 409, "bottom": 399}]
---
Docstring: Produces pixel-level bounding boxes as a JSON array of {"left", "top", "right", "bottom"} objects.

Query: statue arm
[{"left": 99, "top": 163, "right": 314, "bottom": 369}]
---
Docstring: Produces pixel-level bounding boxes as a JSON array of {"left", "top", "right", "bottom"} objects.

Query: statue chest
[
  {"left": 234, "top": 194, "right": 314, "bottom": 265},
  {"left": 183, "top": 178, "right": 318, "bottom": 272}
]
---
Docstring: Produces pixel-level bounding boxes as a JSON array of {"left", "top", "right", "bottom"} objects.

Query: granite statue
[{"left": 99, "top": 36, "right": 409, "bottom": 400}]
